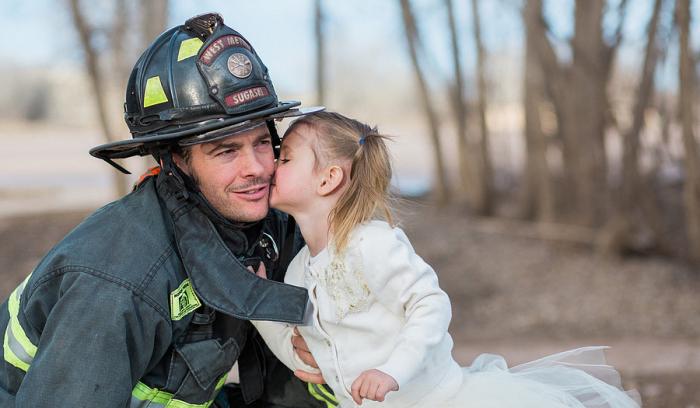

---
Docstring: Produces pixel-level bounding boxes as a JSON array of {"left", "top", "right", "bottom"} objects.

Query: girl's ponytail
[{"left": 284, "top": 112, "right": 395, "bottom": 253}]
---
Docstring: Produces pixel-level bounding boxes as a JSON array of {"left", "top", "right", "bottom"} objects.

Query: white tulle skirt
[{"left": 440, "top": 347, "right": 641, "bottom": 408}]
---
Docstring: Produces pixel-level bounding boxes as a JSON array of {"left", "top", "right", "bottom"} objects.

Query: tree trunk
[
  {"left": 677, "top": 0, "right": 700, "bottom": 264},
  {"left": 470, "top": 0, "right": 494, "bottom": 215},
  {"left": 521, "top": 0, "right": 555, "bottom": 222},
  {"left": 68, "top": 0, "right": 129, "bottom": 198},
  {"left": 111, "top": 0, "right": 130, "bottom": 88},
  {"left": 315, "top": 0, "right": 326, "bottom": 106},
  {"left": 601, "top": 0, "right": 665, "bottom": 254},
  {"left": 445, "top": 0, "right": 475, "bottom": 205},
  {"left": 399, "top": 0, "right": 449, "bottom": 204},
  {"left": 568, "top": 0, "right": 608, "bottom": 227},
  {"left": 141, "top": 0, "right": 169, "bottom": 49}
]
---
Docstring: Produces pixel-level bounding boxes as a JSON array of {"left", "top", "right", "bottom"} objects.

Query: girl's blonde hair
[{"left": 284, "top": 111, "right": 394, "bottom": 253}]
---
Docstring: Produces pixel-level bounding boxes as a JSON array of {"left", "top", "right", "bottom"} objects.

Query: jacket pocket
[{"left": 170, "top": 338, "right": 240, "bottom": 404}]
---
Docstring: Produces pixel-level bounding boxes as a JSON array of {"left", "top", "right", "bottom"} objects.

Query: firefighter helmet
[{"left": 90, "top": 13, "right": 319, "bottom": 172}]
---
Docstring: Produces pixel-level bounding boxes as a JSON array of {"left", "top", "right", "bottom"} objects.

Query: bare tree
[
  {"left": 315, "top": 0, "right": 326, "bottom": 106},
  {"left": 676, "top": 0, "right": 700, "bottom": 263},
  {"left": 141, "top": 0, "right": 169, "bottom": 49},
  {"left": 68, "top": 0, "right": 128, "bottom": 197},
  {"left": 601, "top": 0, "right": 667, "bottom": 254},
  {"left": 521, "top": 0, "right": 555, "bottom": 222},
  {"left": 445, "top": 0, "right": 474, "bottom": 204},
  {"left": 111, "top": 0, "right": 130, "bottom": 87},
  {"left": 533, "top": 0, "right": 629, "bottom": 227},
  {"left": 399, "top": 0, "right": 449, "bottom": 204},
  {"left": 470, "top": 0, "right": 494, "bottom": 215}
]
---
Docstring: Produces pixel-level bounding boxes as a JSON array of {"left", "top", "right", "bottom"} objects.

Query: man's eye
[{"left": 216, "top": 149, "right": 235, "bottom": 156}]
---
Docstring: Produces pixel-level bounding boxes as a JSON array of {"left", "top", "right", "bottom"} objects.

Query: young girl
[{"left": 251, "top": 111, "right": 641, "bottom": 408}]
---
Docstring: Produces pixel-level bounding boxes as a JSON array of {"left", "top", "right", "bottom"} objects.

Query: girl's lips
[{"left": 232, "top": 185, "right": 269, "bottom": 201}]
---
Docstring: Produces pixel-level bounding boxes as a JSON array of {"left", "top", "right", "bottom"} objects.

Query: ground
[{"left": 1, "top": 203, "right": 699, "bottom": 406}]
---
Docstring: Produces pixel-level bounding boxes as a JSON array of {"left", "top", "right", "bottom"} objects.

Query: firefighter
[{"left": 0, "top": 13, "right": 328, "bottom": 408}]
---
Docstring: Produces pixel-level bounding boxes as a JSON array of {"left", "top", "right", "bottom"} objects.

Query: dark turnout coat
[{"left": 0, "top": 171, "right": 323, "bottom": 408}]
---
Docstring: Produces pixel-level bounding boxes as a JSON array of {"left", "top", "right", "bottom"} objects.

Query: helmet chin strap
[{"left": 159, "top": 148, "right": 262, "bottom": 229}]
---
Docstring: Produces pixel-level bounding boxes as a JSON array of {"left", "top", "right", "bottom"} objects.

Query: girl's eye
[{"left": 279, "top": 159, "right": 290, "bottom": 163}]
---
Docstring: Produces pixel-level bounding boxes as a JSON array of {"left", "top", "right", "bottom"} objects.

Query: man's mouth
[{"left": 231, "top": 184, "right": 269, "bottom": 201}]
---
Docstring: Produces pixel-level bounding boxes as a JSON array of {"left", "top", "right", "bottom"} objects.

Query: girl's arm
[
  {"left": 248, "top": 262, "right": 320, "bottom": 375},
  {"left": 250, "top": 319, "right": 320, "bottom": 374},
  {"left": 359, "top": 224, "right": 453, "bottom": 388}
]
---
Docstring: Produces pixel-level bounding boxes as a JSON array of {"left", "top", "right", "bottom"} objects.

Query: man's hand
[
  {"left": 246, "top": 262, "right": 267, "bottom": 279},
  {"left": 350, "top": 369, "right": 399, "bottom": 405},
  {"left": 291, "top": 327, "right": 325, "bottom": 384}
]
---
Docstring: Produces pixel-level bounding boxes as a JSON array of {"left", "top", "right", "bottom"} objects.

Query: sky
[
  {"left": 0, "top": 1, "right": 579, "bottom": 92},
  {"left": 0, "top": 0, "right": 693, "bottom": 99}
]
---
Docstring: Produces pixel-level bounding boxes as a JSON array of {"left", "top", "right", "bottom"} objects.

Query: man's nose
[{"left": 239, "top": 147, "right": 266, "bottom": 177}]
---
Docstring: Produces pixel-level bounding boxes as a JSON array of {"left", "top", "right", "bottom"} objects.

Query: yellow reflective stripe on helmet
[
  {"left": 307, "top": 382, "right": 338, "bottom": 407},
  {"left": 143, "top": 76, "right": 169, "bottom": 108},
  {"left": 177, "top": 37, "right": 204, "bottom": 61},
  {"left": 131, "top": 373, "right": 227, "bottom": 408},
  {"left": 3, "top": 274, "right": 37, "bottom": 372}
]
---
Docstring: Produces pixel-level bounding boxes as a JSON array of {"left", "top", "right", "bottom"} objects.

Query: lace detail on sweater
[{"left": 307, "top": 248, "right": 371, "bottom": 321}]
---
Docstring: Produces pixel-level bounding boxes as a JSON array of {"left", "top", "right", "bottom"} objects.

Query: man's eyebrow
[
  {"left": 205, "top": 140, "right": 242, "bottom": 155},
  {"left": 254, "top": 132, "right": 272, "bottom": 143},
  {"left": 203, "top": 131, "right": 272, "bottom": 155}
]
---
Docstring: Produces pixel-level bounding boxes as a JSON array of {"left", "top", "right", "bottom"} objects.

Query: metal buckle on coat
[{"left": 258, "top": 232, "right": 279, "bottom": 262}]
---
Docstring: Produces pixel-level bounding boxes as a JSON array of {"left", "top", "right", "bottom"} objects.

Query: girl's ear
[{"left": 318, "top": 165, "right": 345, "bottom": 196}]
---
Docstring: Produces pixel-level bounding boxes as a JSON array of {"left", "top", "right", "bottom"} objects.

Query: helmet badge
[{"left": 228, "top": 53, "right": 252, "bottom": 78}]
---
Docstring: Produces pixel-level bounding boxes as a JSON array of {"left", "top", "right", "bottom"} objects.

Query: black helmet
[{"left": 90, "top": 13, "right": 319, "bottom": 173}]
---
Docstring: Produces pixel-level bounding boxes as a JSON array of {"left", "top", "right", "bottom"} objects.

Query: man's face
[{"left": 174, "top": 125, "right": 275, "bottom": 222}]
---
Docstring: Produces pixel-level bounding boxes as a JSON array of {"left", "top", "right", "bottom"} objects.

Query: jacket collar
[{"left": 155, "top": 169, "right": 308, "bottom": 324}]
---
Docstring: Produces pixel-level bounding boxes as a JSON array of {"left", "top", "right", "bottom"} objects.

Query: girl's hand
[{"left": 350, "top": 369, "right": 399, "bottom": 405}]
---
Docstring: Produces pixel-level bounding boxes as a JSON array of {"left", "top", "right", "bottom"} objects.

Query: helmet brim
[{"left": 90, "top": 101, "right": 322, "bottom": 160}]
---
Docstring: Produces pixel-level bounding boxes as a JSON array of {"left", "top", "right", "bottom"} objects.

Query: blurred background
[{"left": 1, "top": 0, "right": 700, "bottom": 405}]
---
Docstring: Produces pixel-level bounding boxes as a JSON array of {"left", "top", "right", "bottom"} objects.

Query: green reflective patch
[
  {"left": 143, "top": 76, "right": 169, "bottom": 108},
  {"left": 177, "top": 37, "right": 204, "bottom": 61},
  {"left": 170, "top": 279, "right": 201, "bottom": 321}
]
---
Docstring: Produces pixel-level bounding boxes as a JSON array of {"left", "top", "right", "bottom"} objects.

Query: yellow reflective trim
[
  {"left": 7, "top": 285, "right": 37, "bottom": 359},
  {"left": 143, "top": 76, "right": 169, "bottom": 108},
  {"left": 3, "top": 274, "right": 37, "bottom": 371},
  {"left": 132, "top": 379, "right": 222, "bottom": 408},
  {"left": 214, "top": 373, "right": 227, "bottom": 391},
  {"left": 132, "top": 381, "right": 172, "bottom": 405},
  {"left": 177, "top": 37, "right": 204, "bottom": 61},
  {"left": 3, "top": 326, "right": 29, "bottom": 372},
  {"left": 307, "top": 382, "right": 338, "bottom": 407},
  {"left": 165, "top": 399, "right": 213, "bottom": 408}
]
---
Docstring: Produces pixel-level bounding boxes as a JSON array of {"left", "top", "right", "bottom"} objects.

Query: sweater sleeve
[
  {"left": 359, "top": 225, "right": 453, "bottom": 388},
  {"left": 250, "top": 320, "right": 320, "bottom": 374}
]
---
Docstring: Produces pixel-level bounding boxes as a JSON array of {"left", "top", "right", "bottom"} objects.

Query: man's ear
[
  {"left": 171, "top": 152, "right": 190, "bottom": 175},
  {"left": 318, "top": 165, "right": 345, "bottom": 196}
]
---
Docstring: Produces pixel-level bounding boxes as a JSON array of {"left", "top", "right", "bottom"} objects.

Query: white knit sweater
[{"left": 252, "top": 220, "right": 462, "bottom": 407}]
